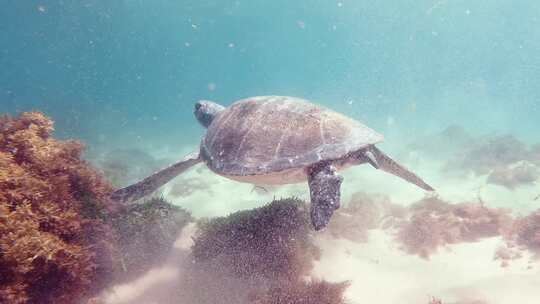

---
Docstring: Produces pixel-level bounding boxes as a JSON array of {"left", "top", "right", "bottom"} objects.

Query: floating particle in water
[
  {"left": 184, "top": 42, "right": 191, "bottom": 47},
  {"left": 386, "top": 116, "right": 395, "bottom": 126},
  {"left": 426, "top": 0, "right": 448, "bottom": 15},
  {"left": 228, "top": 42, "right": 235, "bottom": 48},
  {"left": 191, "top": 24, "right": 198, "bottom": 29},
  {"left": 37, "top": 5, "right": 46, "bottom": 12},
  {"left": 297, "top": 20, "right": 306, "bottom": 29},
  {"left": 207, "top": 83, "right": 216, "bottom": 91},
  {"left": 465, "top": 9, "right": 471, "bottom": 15},
  {"left": 332, "top": 25, "right": 337, "bottom": 31},
  {"left": 337, "top": 2, "right": 343, "bottom": 7},
  {"left": 408, "top": 102, "right": 417, "bottom": 112},
  {"left": 346, "top": 99, "right": 354, "bottom": 105}
]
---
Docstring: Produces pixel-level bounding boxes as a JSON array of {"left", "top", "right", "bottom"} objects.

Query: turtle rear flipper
[
  {"left": 110, "top": 151, "right": 202, "bottom": 203},
  {"left": 368, "top": 146, "right": 434, "bottom": 192}
]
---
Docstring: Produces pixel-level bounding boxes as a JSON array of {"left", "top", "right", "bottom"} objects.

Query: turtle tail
[{"left": 368, "top": 146, "right": 434, "bottom": 191}]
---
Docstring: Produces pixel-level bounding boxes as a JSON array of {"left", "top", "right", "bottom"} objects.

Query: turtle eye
[{"left": 194, "top": 102, "right": 202, "bottom": 111}]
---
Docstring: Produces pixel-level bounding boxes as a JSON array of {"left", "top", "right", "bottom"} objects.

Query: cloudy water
[{"left": 1, "top": 1, "right": 539, "bottom": 304}]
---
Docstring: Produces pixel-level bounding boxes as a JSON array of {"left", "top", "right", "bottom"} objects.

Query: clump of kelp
[
  {"left": 251, "top": 280, "right": 350, "bottom": 304},
  {"left": 189, "top": 198, "right": 350, "bottom": 304},
  {"left": 0, "top": 112, "right": 116, "bottom": 303},
  {"left": 393, "top": 196, "right": 513, "bottom": 259},
  {"left": 192, "top": 198, "right": 319, "bottom": 281},
  {"left": 111, "top": 196, "right": 192, "bottom": 282},
  {"left": 0, "top": 112, "right": 191, "bottom": 304}
]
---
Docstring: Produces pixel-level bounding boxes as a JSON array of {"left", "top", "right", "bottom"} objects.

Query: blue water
[{"left": 2, "top": 0, "right": 539, "bottom": 152}]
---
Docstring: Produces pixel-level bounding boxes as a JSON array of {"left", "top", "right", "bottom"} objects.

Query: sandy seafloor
[{"left": 90, "top": 126, "right": 540, "bottom": 304}]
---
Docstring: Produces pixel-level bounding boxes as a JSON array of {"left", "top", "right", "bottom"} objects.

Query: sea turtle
[{"left": 110, "top": 96, "right": 434, "bottom": 230}]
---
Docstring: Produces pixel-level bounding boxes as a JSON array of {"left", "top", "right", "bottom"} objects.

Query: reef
[
  {"left": 393, "top": 196, "right": 513, "bottom": 259},
  {"left": 0, "top": 112, "right": 117, "bottom": 303},
  {"left": 503, "top": 209, "right": 540, "bottom": 260},
  {"left": 450, "top": 134, "right": 529, "bottom": 175},
  {"left": 0, "top": 112, "right": 192, "bottom": 304},
  {"left": 188, "top": 197, "right": 350, "bottom": 303},
  {"left": 486, "top": 162, "right": 539, "bottom": 189},
  {"left": 191, "top": 197, "right": 320, "bottom": 281},
  {"left": 327, "top": 192, "right": 515, "bottom": 260},
  {"left": 407, "top": 124, "right": 475, "bottom": 160},
  {"left": 250, "top": 280, "right": 350, "bottom": 304},
  {"left": 111, "top": 196, "right": 192, "bottom": 282}
]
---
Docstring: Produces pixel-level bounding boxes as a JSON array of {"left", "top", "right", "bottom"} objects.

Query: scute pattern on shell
[{"left": 201, "top": 96, "right": 383, "bottom": 175}]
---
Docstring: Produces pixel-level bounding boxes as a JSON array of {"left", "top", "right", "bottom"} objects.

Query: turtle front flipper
[
  {"left": 110, "top": 151, "right": 202, "bottom": 203},
  {"left": 366, "top": 146, "right": 434, "bottom": 191},
  {"left": 308, "top": 163, "right": 343, "bottom": 231}
]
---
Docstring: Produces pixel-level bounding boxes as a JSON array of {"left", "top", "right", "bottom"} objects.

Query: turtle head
[{"left": 194, "top": 100, "right": 225, "bottom": 128}]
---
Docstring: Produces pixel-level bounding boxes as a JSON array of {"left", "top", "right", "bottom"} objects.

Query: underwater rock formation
[
  {"left": 0, "top": 112, "right": 118, "bottom": 303},
  {"left": 409, "top": 127, "right": 540, "bottom": 191},
  {"left": 486, "top": 162, "right": 539, "bottom": 189},
  {"left": 407, "top": 124, "right": 475, "bottom": 160},
  {"left": 111, "top": 196, "right": 192, "bottom": 282},
  {"left": 449, "top": 134, "right": 530, "bottom": 175},
  {"left": 191, "top": 197, "right": 321, "bottom": 281}
]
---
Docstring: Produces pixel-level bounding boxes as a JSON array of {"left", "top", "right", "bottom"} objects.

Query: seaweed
[
  {"left": 503, "top": 209, "right": 540, "bottom": 260},
  {"left": 191, "top": 197, "right": 320, "bottom": 282},
  {"left": 493, "top": 245, "right": 523, "bottom": 268},
  {"left": 393, "top": 196, "right": 513, "bottom": 259},
  {"left": 184, "top": 197, "right": 351, "bottom": 304},
  {"left": 0, "top": 112, "right": 118, "bottom": 303},
  {"left": 111, "top": 196, "right": 192, "bottom": 282},
  {"left": 428, "top": 297, "right": 443, "bottom": 304},
  {"left": 250, "top": 280, "right": 350, "bottom": 304}
]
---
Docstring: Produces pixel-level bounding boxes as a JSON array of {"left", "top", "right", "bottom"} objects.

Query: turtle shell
[{"left": 200, "top": 96, "right": 384, "bottom": 175}]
